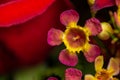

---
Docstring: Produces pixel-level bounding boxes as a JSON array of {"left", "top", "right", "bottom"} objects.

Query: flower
[
  {"left": 65, "top": 68, "right": 82, "bottom": 80},
  {"left": 0, "top": 0, "right": 74, "bottom": 74},
  {"left": 47, "top": 9, "right": 101, "bottom": 66},
  {"left": 85, "top": 56, "right": 119, "bottom": 80}
]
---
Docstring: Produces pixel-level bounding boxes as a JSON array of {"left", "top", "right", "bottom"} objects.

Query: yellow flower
[{"left": 85, "top": 56, "right": 119, "bottom": 80}]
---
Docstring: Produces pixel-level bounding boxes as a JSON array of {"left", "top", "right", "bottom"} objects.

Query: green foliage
[{"left": 76, "top": 52, "right": 95, "bottom": 78}]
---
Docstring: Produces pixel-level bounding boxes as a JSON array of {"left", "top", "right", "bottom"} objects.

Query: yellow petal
[
  {"left": 95, "top": 56, "right": 104, "bottom": 72},
  {"left": 107, "top": 58, "right": 119, "bottom": 75},
  {"left": 85, "top": 75, "right": 96, "bottom": 80}
]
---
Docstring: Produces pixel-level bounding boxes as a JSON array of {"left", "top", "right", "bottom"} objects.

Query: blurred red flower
[{"left": 0, "top": 0, "right": 74, "bottom": 74}]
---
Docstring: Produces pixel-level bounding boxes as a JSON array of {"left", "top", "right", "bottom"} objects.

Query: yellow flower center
[
  {"left": 63, "top": 24, "right": 89, "bottom": 53},
  {"left": 95, "top": 69, "right": 112, "bottom": 80}
]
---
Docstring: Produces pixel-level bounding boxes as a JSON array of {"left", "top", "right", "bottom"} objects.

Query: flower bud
[
  {"left": 87, "top": 0, "right": 95, "bottom": 6},
  {"left": 98, "top": 22, "right": 113, "bottom": 40}
]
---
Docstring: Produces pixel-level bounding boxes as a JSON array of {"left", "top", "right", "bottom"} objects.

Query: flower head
[
  {"left": 85, "top": 56, "right": 119, "bottom": 80},
  {"left": 47, "top": 9, "right": 102, "bottom": 66}
]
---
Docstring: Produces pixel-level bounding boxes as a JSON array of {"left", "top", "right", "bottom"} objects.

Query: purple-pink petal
[
  {"left": 85, "top": 18, "right": 102, "bottom": 36},
  {"left": 59, "top": 49, "right": 78, "bottom": 66},
  {"left": 65, "top": 68, "right": 82, "bottom": 80},
  {"left": 84, "top": 44, "right": 101, "bottom": 62},
  {"left": 60, "top": 9, "right": 79, "bottom": 26},
  {"left": 92, "top": 0, "right": 115, "bottom": 11},
  {"left": 47, "top": 28, "right": 63, "bottom": 46},
  {"left": 115, "top": 0, "right": 120, "bottom": 6},
  {"left": 114, "top": 12, "right": 120, "bottom": 28},
  {"left": 47, "top": 77, "right": 58, "bottom": 80}
]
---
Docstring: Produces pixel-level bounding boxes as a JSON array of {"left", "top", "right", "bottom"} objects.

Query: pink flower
[
  {"left": 47, "top": 10, "right": 101, "bottom": 66},
  {"left": 0, "top": 0, "right": 74, "bottom": 74}
]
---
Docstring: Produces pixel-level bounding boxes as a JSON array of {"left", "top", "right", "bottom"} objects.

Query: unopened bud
[
  {"left": 98, "top": 22, "right": 114, "bottom": 40},
  {"left": 87, "top": 0, "right": 95, "bottom": 6}
]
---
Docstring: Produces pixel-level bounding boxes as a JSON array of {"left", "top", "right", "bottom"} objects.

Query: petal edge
[
  {"left": 60, "top": 9, "right": 79, "bottom": 26},
  {"left": 47, "top": 28, "right": 63, "bottom": 46},
  {"left": 65, "top": 68, "right": 82, "bottom": 80},
  {"left": 59, "top": 49, "right": 78, "bottom": 66}
]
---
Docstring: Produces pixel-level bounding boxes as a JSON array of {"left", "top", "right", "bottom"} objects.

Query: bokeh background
[{"left": 0, "top": 0, "right": 119, "bottom": 80}]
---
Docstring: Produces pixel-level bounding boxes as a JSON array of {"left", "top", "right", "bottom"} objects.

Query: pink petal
[
  {"left": 114, "top": 12, "right": 120, "bottom": 28},
  {"left": 92, "top": 0, "right": 115, "bottom": 11},
  {"left": 60, "top": 9, "right": 79, "bottom": 26},
  {"left": 59, "top": 49, "right": 78, "bottom": 66},
  {"left": 107, "top": 58, "right": 119, "bottom": 75},
  {"left": 84, "top": 44, "right": 101, "bottom": 62},
  {"left": 47, "top": 77, "right": 58, "bottom": 80},
  {"left": 47, "top": 28, "right": 63, "bottom": 46},
  {"left": 85, "top": 18, "right": 102, "bottom": 36},
  {"left": 65, "top": 68, "right": 82, "bottom": 80},
  {"left": 115, "top": 0, "right": 120, "bottom": 6}
]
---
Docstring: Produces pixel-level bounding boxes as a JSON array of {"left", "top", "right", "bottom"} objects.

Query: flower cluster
[
  {"left": 48, "top": 56, "right": 119, "bottom": 80},
  {"left": 0, "top": 0, "right": 119, "bottom": 79},
  {"left": 47, "top": 9, "right": 101, "bottom": 66},
  {"left": 47, "top": 0, "right": 120, "bottom": 80}
]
